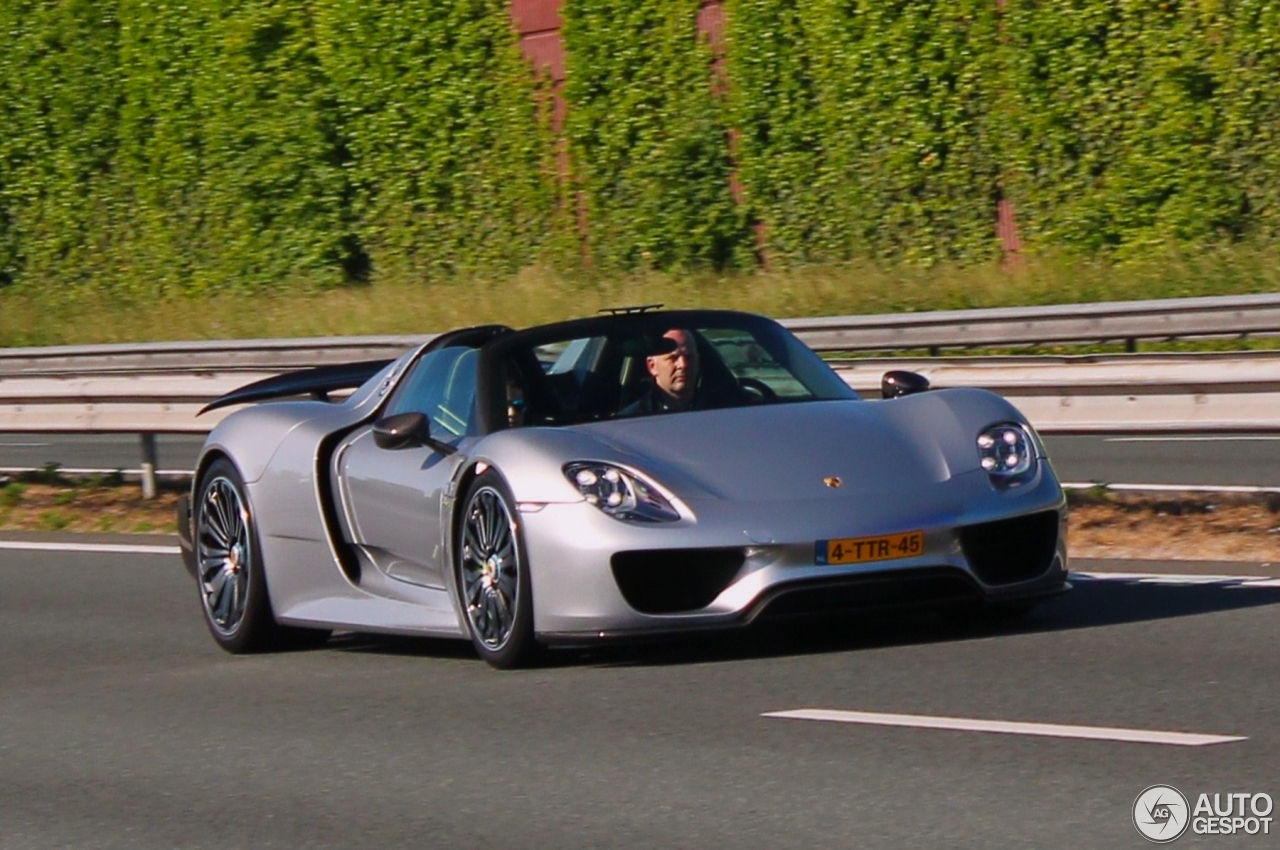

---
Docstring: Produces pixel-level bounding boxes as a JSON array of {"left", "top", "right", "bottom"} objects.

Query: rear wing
[{"left": 199, "top": 359, "right": 392, "bottom": 415}]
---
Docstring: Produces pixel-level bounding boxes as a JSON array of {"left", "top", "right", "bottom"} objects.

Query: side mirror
[
  {"left": 373, "top": 412, "right": 433, "bottom": 450},
  {"left": 881, "top": 370, "right": 930, "bottom": 399}
]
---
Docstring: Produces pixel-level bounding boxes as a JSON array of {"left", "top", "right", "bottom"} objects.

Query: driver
[{"left": 621, "top": 328, "right": 702, "bottom": 416}]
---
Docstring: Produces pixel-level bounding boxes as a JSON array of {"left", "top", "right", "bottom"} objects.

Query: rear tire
[
  {"left": 456, "top": 471, "right": 539, "bottom": 669},
  {"left": 194, "top": 459, "right": 329, "bottom": 653}
]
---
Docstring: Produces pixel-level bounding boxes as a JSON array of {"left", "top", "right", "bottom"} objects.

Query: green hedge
[
  {"left": 0, "top": 0, "right": 557, "bottom": 295},
  {"left": 998, "top": 0, "right": 1280, "bottom": 254},
  {"left": 727, "top": 0, "right": 1280, "bottom": 265},
  {"left": 561, "top": 0, "right": 751, "bottom": 270},
  {"left": 0, "top": 1, "right": 123, "bottom": 288},
  {"left": 2, "top": 0, "right": 1280, "bottom": 294},
  {"left": 728, "top": 0, "right": 1006, "bottom": 266},
  {"left": 1001, "top": 0, "right": 1235, "bottom": 255},
  {"left": 112, "top": 1, "right": 357, "bottom": 292},
  {"left": 318, "top": 0, "right": 560, "bottom": 281}
]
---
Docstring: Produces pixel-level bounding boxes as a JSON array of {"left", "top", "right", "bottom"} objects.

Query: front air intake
[
  {"left": 611, "top": 548, "right": 746, "bottom": 614},
  {"left": 958, "top": 510, "right": 1059, "bottom": 586}
]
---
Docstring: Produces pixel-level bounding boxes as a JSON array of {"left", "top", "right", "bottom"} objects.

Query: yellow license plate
[{"left": 816, "top": 530, "right": 924, "bottom": 565}]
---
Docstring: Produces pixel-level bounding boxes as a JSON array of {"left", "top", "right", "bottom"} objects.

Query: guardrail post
[{"left": 140, "top": 433, "right": 158, "bottom": 500}]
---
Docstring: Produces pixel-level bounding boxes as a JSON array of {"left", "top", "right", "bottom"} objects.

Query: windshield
[{"left": 493, "top": 314, "right": 858, "bottom": 428}]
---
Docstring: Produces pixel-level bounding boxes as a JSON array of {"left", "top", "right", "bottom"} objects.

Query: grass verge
[
  {"left": 1065, "top": 489, "right": 1280, "bottom": 563},
  {"left": 0, "top": 473, "right": 180, "bottom": 535},
  {"left": 3, "top": 245, "right": 1280, "bottom": 348}
]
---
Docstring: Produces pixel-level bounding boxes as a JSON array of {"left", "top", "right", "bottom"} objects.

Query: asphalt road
[
  {"left": 0, "top": 433, "right": 205, "bottom": 476},
  {"left": 3, "top": 432, "right": 1279, "bottom": 489},
  {"left": 1, "top": 544, "right": 1277, "bottom": 849},
  {"left": 1044, "top": 434, "right": 1280, "bottom": 489}
]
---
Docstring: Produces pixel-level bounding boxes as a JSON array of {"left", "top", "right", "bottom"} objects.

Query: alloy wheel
[
  {"left": 196, "top": 476, "right": 253, "bottom": 636},
  {"left": 459, "top": 486, "right": 521, "bottom": 650}
]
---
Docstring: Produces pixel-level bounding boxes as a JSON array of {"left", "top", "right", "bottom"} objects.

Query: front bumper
[{"left": 521, "top": 475, "right": 1069, "bottom": 640}]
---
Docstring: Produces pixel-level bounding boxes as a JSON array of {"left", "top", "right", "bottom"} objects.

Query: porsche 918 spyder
[{"left": 178, "top": 308, "right": 1068, "bottom": 668}]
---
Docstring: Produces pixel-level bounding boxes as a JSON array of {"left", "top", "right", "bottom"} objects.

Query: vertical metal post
[{"left": 140, "top": 432, "right": 158, "bottom": 500}]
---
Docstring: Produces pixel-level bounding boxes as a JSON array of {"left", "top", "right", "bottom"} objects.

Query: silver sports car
[{"left": 178, "top": 308, "right": 1068, "bottom": 668}]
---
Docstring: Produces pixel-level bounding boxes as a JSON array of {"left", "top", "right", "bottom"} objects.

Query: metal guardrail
[
  {"left": 786, "top": 291, "right": 1280, "bottom": 354},
  {"left": 3, "top": 352, "right": 1278, "bottom": 433},
  {"left": 4, "top": 292, "right": 1280, "bottom": 378},
  {"left": 0, "top": 335, "right": 432, "bottom": 376},
  {"left": 832, "top": 351, "right": 1280, "bottom": 433},
  {"left": 2, "top": 293, "right": 1279, "bottom": 495}
]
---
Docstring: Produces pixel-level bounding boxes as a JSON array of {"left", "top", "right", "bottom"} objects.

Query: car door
[{"left": 335, "top": 346, "right": 479, "bottom": 589}]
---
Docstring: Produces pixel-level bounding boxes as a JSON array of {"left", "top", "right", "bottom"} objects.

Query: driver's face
[{"left": 646, "top": 329, "right": 699, "bottom": 403}]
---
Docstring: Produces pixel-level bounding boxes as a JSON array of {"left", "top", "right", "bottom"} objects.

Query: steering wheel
[{"left": 737, "top": 377, "right": 778, "bottom": 404}]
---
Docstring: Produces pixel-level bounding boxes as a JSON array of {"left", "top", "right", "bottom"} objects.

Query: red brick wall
[{"left": 510, "top": 0, "right": 565, "bottom": 130}]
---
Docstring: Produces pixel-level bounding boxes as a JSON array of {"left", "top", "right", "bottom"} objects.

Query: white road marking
[
  {"left": 762, "top": 709, "right": 1246, "bottom": 746},
  {"left": 0, "top": 442, "right": 51, "bottom": 447},
  {"left": 0, "top": 540, "right": 180, "bottom": 555},
  {"left": 1071, "top": 571, "right": 1278, "bottom": 587},
  {"left": 0, "top": 467, "right": 191, "bottom": 476},
  {"left": 1103, "top": 435, "right": 1280, "bottom": 442},
  {"left": 1061, "top": 481, "right": 1280, "bottom": 495}
]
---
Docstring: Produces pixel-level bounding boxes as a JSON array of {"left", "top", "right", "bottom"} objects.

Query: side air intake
[
  {"left": 958, "top": 510, "right": 1059, "bottom": 586},
  {"left": 611, "top": 548, "right": 745, "bottom": 614}
]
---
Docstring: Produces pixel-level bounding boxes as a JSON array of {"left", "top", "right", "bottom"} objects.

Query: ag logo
[{"left": 1134, "top": 785, "right": 1190, "bottom": 843}]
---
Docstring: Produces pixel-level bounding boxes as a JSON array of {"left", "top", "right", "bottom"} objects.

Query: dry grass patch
[
  {"left": 1067, "top": 490, "right": 1280, "bottom": 562},
  {"left": 0, "top": 480, "right": 180, "bottom": 535}
]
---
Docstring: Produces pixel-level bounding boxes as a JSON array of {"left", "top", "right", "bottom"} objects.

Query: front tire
[
  {"left": 456, "top": 471, "right": 539, "bottom": 669},
  {"left": 194, "top": 458, "right": 328, "bottom": 653}
]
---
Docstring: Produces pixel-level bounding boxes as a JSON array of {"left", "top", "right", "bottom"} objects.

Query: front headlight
[
  {"left": 563, "top": 462, "right": 682, "bottom": 523},
  {"left": 977, "top": 423, "right": 1036, "bottom": 481}
]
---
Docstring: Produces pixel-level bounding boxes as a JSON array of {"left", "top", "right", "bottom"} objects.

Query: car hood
[
  {"left": 570, "top": 401, "right": 942, "bottom": 501},
  {"left": 557, "top": 391, "right": 1014, "bottom": 502},
  {"left": 474, "top": 389, "right": 1051, "bottom": 539}
]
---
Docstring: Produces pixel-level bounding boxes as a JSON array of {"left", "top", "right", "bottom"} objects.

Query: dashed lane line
[
  {"left": 1102, "top": 435, "right": 1280, "bottom": 442},
  {"left": 762, "top": 709, "right": 1246, "bottom": 746},
  {"left": 1071, "top": 571, "right": 1280, "bottom": 588},
  {"left": 1062, "top": 481, "right": 1280, "bottom": 494}
]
